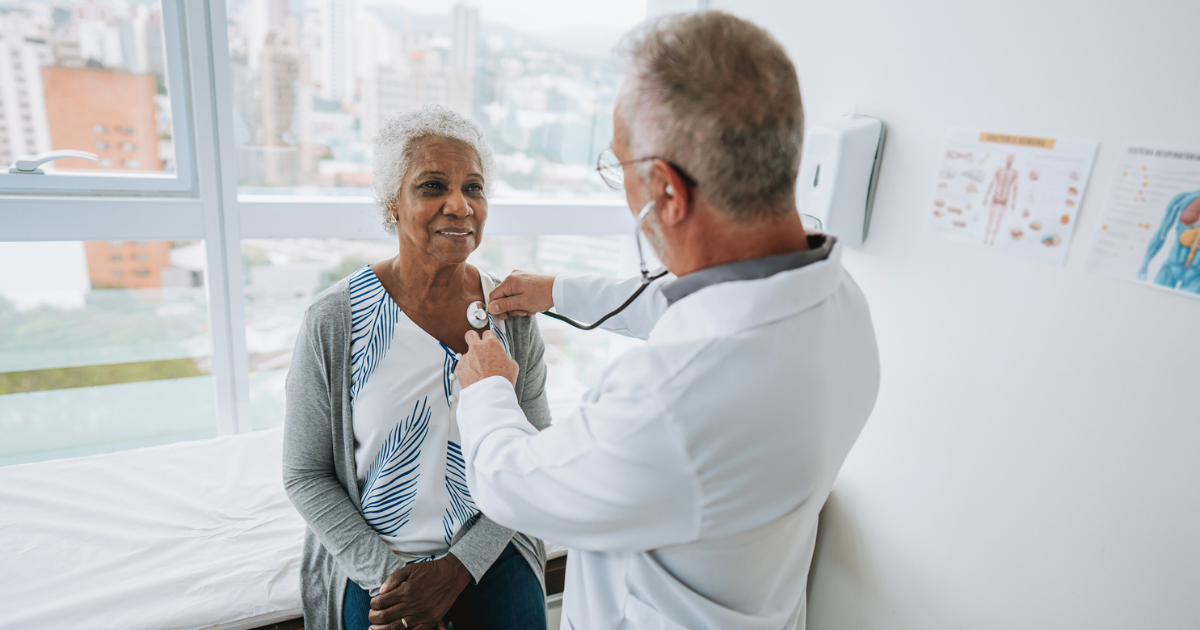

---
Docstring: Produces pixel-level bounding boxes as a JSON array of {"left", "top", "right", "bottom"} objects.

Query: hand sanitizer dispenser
[{"left": 796, "top": 115, "right": 886, "bottom": 249}]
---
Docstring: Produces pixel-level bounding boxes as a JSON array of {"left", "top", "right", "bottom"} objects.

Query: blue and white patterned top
[{"left": 348, "top": 266, "right": 509, "bottom": 561}]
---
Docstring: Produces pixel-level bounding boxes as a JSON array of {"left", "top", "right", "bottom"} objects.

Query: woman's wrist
[{"left": 443, "top": 552, "right": 475, "bottom": 587}]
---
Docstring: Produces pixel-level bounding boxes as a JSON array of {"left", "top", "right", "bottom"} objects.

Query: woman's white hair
[{"left": 371, "top": 104, "right": 494, "bottom": 235}]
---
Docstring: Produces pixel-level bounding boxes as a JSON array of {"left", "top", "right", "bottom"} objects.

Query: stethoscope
[{"left": 465, "top": 200, "right": 668, "bottom": 331}]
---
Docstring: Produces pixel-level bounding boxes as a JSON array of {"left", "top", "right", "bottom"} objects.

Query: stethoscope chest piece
[{"left": 467, "top": 301, "right": 489, "bottom": 329}]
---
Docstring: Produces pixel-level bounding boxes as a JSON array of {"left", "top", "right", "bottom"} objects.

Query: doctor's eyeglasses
[{"left": 596, "top": 147, "right": 698, "bottom": 191}]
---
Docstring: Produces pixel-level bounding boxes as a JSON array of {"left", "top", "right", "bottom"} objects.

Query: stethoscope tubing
[
  {"left": 539, "top": 200, "right": 667, "bottom": 330},
  {"left": 540, "top": 269, "right": 669, "bottom": 330}
]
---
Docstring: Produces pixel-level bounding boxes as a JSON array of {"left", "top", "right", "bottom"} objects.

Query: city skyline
[
  {"left": 228, "top": 0, "right": 633, "bottom": 197},
  {"left": 1, "top": 0, "right": 642, "bottom": 198},
  {"left": 0, "top": 0, "right": 172, "bottom": 171}
]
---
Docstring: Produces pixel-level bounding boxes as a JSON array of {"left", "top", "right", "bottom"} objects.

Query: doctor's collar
[{"left": 660, "top": 233, "right": 835, "bottom": 306}]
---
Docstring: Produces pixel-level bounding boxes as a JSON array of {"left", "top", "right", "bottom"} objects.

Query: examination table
[{"left": 0, "top": 429, "right": 305, "bottom": 630}]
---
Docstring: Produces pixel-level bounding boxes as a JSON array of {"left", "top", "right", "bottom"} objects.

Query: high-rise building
[
  {"left": 49, "top": 35, "right": 85, "bottom": 69},
  {"left": 142, "top": 7, "right": 165, "bottom": 78},
  {"left": 363, "top": 48, "right": 450, "bottom": 143},
  {"left": 307, "top": 0, "right": 356, "bottom": 104},
  {"left": 451, "top": 3, "right": 478, "bottom": 76},
  {"left": 0, "top": 12, "right": 53, "bottom": 167},
  {"left": 449, "top": 3, "right": 478, "bottom": 114},
  {"left": 241, "top": 0, "right": 288, "bottom": 73},
  {"left": 118, "top": 3, "right": 165, "bottom": 76},
  {"left": 41, "top": 66, "right": 161, "bottom": 171},
  {"left": 74, "top": 0, "right": 124, "bottom": 68},
  {"left": 258, "top": 26, "right": 308, "bottom": 185}
]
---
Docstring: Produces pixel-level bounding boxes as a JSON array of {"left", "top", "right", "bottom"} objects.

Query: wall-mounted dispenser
[{"left": 796, "top": 115, "right": 886, "bottom": 249}]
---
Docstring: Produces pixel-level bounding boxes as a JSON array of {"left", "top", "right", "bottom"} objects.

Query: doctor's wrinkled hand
[
  {"left": 486, "top": 270, "right": 555, "bottom": 320},
  {"left": 457, "top": 330, "right": 519, "bottom": 389}
]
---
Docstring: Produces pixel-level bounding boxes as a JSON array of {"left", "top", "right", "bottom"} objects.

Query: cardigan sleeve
[
  {"left": 282, "top": 301, "right": 405, "bottom": 594},
  {"left": 512, "top": 313, "right": 552, "bottom": 430}
]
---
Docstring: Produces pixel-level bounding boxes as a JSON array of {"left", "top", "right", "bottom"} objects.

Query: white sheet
[
  {"left": 545, "top": 542, "right": 568, "bottom": 560},
  {"left": 0, "top": 429, "right": 304, "bottom": 630}
]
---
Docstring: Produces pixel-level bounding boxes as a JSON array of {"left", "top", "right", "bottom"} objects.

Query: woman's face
[{"left": 392, "top": 136, "right": 488, "bottom": 265}]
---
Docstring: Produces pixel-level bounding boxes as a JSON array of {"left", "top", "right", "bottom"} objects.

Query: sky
[{"left": 361, "top": 0, "right": 650, "bottom": 36}]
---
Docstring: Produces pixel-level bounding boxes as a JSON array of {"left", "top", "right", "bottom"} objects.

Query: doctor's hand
[
  {"left": 368, "top": 553, "right": 470, "bottom": 630},
  {"left": 457, "top": 330, "right": 519, "bottom": 389},
  {"left": 487, "top": 270, "right": 555, "bottom": 320}
]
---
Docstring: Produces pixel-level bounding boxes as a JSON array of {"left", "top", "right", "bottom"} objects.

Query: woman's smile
[{"left": 435, "top": 226, "right": 475, "bottom": 244}]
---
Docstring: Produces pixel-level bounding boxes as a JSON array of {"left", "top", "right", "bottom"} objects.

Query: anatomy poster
[
  {"left": 1085, "top": 144, "right": 1200, "bottom": 298},
  {"left": 926, "top": 129, "right": 1099, "bottom": 264}
]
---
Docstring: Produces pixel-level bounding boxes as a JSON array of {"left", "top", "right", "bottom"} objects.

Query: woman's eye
[
  {"left": 423, "top": 181, "right": 444, "bottom": 189},
  {"left": 466, "top": 184, "right": 483, "bottom": 192}
]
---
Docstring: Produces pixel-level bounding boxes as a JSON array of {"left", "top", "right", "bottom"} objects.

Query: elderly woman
[{"left": 283, "top": 105, "right": 550, "bottom": 630}]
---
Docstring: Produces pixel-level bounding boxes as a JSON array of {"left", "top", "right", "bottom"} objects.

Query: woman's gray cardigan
[{"left": 282, "top": 275, "right": 551, "bottom": 630}]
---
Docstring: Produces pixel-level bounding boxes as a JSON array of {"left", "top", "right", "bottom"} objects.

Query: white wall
[{"left": 705, "top": 0, "right": 1200, "bottom": 627}]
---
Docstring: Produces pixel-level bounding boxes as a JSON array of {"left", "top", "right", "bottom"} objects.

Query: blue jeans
[{"left": 344, "top": 542, "right": 546, "bottom": 630}]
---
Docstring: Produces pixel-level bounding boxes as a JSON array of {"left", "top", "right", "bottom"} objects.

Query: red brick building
[
  {"left": 84, "top": 241, "right": 172, "bottom": 289},
  {"left": 40, "top": 66, "right": 161, "bottom": 172}
]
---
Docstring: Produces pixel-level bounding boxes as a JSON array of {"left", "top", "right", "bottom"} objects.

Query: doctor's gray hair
[
  {"left": 371, "top": 104, "right": 494, "bottom": 235},
  {"left": 617, "top": 12, "right": 804, "bottom": 222}
]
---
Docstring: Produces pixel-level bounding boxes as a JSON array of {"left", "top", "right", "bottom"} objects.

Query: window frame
[
  {"left": 0, "top": 0, "right": 685, "bottom": 452},
  {"left": 0, "top": 0, "right": 197, "bottom": 196},
  {"left": 238, "top": 197, "right": 634, "bottom": 239}
]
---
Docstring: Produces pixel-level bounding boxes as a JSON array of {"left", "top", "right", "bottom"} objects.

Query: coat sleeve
[
  {"left": 551, "top": 273, "right": 672, "bottom": 340},
  {"left": 282, "top": 308, "right": 405, "bottom": 593},
  {"left": 446, "top": 313, "right": 552, "bottom": 581},
  {"left": 456, "top": 373, "right": 702, "bottom": 552}
]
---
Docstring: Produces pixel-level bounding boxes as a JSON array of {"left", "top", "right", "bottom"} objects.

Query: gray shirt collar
[{"left": 660, "top": 234, "right": 836, "bottom": 306}]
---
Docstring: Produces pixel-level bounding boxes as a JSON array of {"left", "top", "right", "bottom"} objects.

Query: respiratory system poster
[
  {"left": 1086, "top": 144, "right": 1200, "bottom": 299},
  {"left": 926, "top": 129, "right": 1099, "bottom": 264}
]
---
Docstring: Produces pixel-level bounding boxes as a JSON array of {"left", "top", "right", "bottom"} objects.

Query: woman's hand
[
  {"left": 457, "top": 330, "right": 519, "bottom": 389},
  {"left": 368, "top": 553, "right": 472, "bottom": 630}
]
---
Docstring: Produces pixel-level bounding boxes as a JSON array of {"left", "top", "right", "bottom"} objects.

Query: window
[
  {"left": 0, "top": 0, "right": 671, "bottom": 465},
  {"left": 0, "top": 0, "right": 195, "bottom": 194},
  {"left": 227, "top": 0, "right": 646, "bottom": 199},
  {"left": 5, "top": 7, "right": 167, "bottom": 173},
  {"left": 0, "top": 240, "right": 214, "bottom": 466}
]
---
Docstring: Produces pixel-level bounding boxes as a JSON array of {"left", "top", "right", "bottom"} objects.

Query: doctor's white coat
[{"left": 456, "top": 242, "right": 880, "bottom": 630}]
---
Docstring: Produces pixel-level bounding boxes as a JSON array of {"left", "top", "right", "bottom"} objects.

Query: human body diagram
[
  {"left": 982, "top": 154, "right": 1020, "bottom": 246},
  {"left": 1140, "top": 189, "right": 1200, "bottom": 293}
]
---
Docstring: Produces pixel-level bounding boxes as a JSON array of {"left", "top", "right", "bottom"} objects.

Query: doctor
[{"left": 454, "top": 11, "right": 879, "bottom": 630}]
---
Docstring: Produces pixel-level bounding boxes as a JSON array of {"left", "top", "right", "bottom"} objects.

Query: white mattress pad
[{"left": 0, "top": 429, "right": 304, "bottom": 630}]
